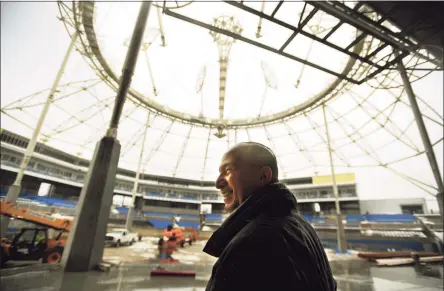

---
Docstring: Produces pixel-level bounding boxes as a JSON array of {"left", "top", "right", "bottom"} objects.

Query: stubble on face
[{"left": 218, "top": 150, "right": 261, "bottom": 213}]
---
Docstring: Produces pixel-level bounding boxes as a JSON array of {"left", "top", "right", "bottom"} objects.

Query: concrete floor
[{"left": 1, "top": 239, "right": 443, "bottom": 291}]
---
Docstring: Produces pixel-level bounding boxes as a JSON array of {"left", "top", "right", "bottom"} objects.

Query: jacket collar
[{"left": 203, "top": 182, "right": 297, "bottom": 257}]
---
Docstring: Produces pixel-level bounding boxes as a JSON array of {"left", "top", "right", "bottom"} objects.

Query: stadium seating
[
  {"left": 146, "top": 192, "right": 164, "bottom": 198},
  {"left": 205, "top": 213, "right": 223, "bottom": 221},
  {"left": 182, "top": 195, "right": 197, "bottom": 200},
  {"left": 0, "top": 192, "right": 418, "bottom": 230}
]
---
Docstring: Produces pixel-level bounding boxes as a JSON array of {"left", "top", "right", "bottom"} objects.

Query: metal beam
[
  {"left": 164, "top": 8, "right": 358, "bottom": 83},
  {"left": 144, "top": 121, "right": 175, "bottom": 166},
  {"left": 263, "top": 126, "right": 286, "bottom": 178},
  {"left": 224, "top": 1, "right": 379, "bottom": 69},
  {"left": 1, "top": 30, "right": 79, "bottom": 238},
  {"left": 280, "top": 7, "right": 319, "bottom": 52},
  {"left": 310, "top": 1, "right": 442, "bottom": 67},
  {"left": 398, "top": 56, "right": 444, "bottom": 215},
  {"left": 125, "top": 112, "right": 150, "bottom": 230},
  {"left": 359, "top": 50, "right": 410, "bottom": 84},
  {"left": 201, "top": 129, "right": 212, "bottom": 180},
  {"left": 172, "top": 126, "right": 193, "bottom": 177},
  {"left": 323, "top": 2, "right": 364, "bottom": 41},
  {"left": 284, "top": 121, "right": 317, "bottom": 174},
  {"left": 367, "top": 18, "right": 425, "bottom": 59},
  {"left": 328, "top": 1, "right": 412, "bottom": 45},
  {"left": 345, "top": 32, "right": 367, "bottom": 51},
  {"left": 106, "top": 2, "right": 152, "bottom": 137},
  {"left": 271, "top": 1, "right": 284, "bottom": 18},
  {"left": 246, "top": 128, "right": 251, "bottom": 141},
  {"left": 322, "top": 104, "right": 347, "bottom": 253}
]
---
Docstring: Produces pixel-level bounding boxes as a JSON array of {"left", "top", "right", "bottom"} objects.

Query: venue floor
[{"left": 1, "top": 238, "right": 442, "bottom": 291}]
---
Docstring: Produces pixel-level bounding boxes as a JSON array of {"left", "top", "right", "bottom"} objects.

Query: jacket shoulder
[{"left": 226, "top": 215, "right": 291, "bottom": 254}]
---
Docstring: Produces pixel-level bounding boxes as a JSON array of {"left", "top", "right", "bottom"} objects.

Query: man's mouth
[{"left": 221, "top": 190, "right": 233, "bottom": 198}]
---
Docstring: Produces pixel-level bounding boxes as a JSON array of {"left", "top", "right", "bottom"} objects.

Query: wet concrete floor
[
  {"left": 1, "top": 239, "right": 443, "bottom": 290},
  {"left": 2, "top": 260, "right": 442, "bottom": 291}
]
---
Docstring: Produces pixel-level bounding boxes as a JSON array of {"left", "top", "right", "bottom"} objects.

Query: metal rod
[
  {"left": 345, "top": 32, "right": 367, "bottom": 51},
  {"left": 299, "top": 7, "right": 318, "bottom": 30},
  {"left": 172, "top": 126, "right": 193, "bottom": 177},
  {"left": 107, "top": 1, "right": 152, "bottom": 137},
  {"left": 223, "top": 1, "right": 378, "bottom": 69},
  {"left": 398, "top": 56, "right": 444, "bottom": 215},
  {"left": 201, "top": 130, "right": 212, "bottom": 180},
  {"left": 157, "top": 6, "right": 166, "bottom": 46},
  {"left": 7, "top": 31, "right": 78, "bottom": 193},
  {"left": 367, "top": 18, "right": 425, "bottom": 59},
  {"left": 310, "top": 1, "right": 441, "bottom": 67},
  {"left": 164, "top": 8, "right": 358, "bottom": 84},
  {"left": 271, "top": 1, "right": 283, "bottom": 18},
  {"left": 0, "top": 31, "right": 79, "bottom": 238},
  {"left": 256, "top": 0, "right": 265, "bottom": 38},
  {"left": 258, "top": 85, "right": 268, "bottom": 117},
  {"left": 359, "top": 50, "right": 409, "bottom": 84},
  {"left": 322, "top": 104, "right": 347, "bottom": 253},
  {"left": 296, "top": 13, "right": 323, "bottom": 88},
  {"left": 125, "top": 112, "right": 150, "bottom": 230},
  {"left": 144, "top": 50, "right": 158, "bottom": 96},
  {"left": 200, "top": 90, "right": 204, "bottom": 118},
  {"left": 218, "top": 58, "right": 229, "bottom": 120},
  {"left": 322, "top": 2, "right": 364, "bottom": 41}
]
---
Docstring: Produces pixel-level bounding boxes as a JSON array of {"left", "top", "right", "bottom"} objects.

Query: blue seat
[
  {"left": 146, "top": 192, "right": 164, "bottom": 198},
  {"left": 146, "top": 212, "right": 173, "bottom": 218},
  {"left": 182, "top": 196, "right": 197, "bottom": 200},
  {"left": 178, "top": 214, "right": 199, "bottom": 219},
  {"left": 364, "top": 214, "right": 415, "bottom": 223},
  {"left": 148, "top": 219, "right": 173, "bottom": 229},
  {"left": 205, "top": 213, "right": 223, "bottom": 221}
]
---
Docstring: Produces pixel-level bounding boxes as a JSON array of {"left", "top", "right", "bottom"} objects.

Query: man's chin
[{"left": 224, "top": 202, "right": 239, "bottom": 213}]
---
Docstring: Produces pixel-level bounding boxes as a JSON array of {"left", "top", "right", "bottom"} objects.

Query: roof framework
[{"left": 1, "top": 1, "right": 442, "bottom": 198}]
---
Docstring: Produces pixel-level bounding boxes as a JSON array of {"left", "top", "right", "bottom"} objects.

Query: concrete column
[
  {"left": 61, "top": 1, "right": 152, "bottom": 271},
  {"left": 61, "top": 137, "right": 121, "bottom": 271}
]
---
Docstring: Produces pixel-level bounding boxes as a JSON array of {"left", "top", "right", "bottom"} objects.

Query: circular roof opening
[{"left": 82, "top": 2, "right": 365, "bottom": 127}]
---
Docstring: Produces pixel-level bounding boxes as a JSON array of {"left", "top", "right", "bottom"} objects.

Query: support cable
[
  {"left": 201, "top": 129, "right": 212, "bottom": 180},
  {"left": 172, "top": 126, "right": 193, "bottom": 177}
]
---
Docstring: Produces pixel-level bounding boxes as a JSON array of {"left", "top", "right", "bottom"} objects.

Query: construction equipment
[
  {"left": 163, "top": 224, "right": 198, "bottom": 248},
  {"left": 0, "top": 200, "right": 72, "bottom": 266}
]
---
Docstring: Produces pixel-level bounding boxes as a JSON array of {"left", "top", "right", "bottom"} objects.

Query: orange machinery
[
  {"left": 162, "top": 225, "right": 198, "bottom": 248},
  {"left": 0, "top": 200, "right": 72, "bottom": 266}
]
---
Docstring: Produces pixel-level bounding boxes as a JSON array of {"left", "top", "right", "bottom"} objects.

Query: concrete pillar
[
  {"left": 61, "top": 1, "right": 151, "bottom": 271},
  {"left": 61, "top": 137, "right": 120, "bottom": 271}
]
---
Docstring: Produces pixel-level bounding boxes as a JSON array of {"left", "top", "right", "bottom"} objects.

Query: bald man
[{"left": 203, "top": 142, "right": 336, "bottom": 291}]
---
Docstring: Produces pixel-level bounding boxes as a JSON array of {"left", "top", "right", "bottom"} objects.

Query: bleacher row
[
  {"left": 145, "top": 192, "right": 219, "bottom": 201},
  {"left": 0, "top": 193, "right": 223, "bottom": 229},
  {"left": 1, "top": 193, "right": 418, "bottom": 229},
  {"left": 303, "top": 214, "right": 416, "bottom": 223}
]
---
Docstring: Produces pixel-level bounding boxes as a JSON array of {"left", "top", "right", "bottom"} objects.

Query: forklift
[{"left": 0, "top": 200, "right": 72, "bottom": 267}]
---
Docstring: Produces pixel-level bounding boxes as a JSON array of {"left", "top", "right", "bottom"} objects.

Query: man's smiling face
[{"left": 215, "top": 150, "right": 262, "bottom": 213}]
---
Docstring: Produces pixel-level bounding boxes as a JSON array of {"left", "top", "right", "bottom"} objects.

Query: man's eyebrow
[{"left": 219, "top": 162, "right": 231, "bottom": 173}]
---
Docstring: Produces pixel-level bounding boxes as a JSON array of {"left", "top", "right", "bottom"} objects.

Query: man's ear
[{"left": 260, "top": 166, "right": 273, "bottom": 184}]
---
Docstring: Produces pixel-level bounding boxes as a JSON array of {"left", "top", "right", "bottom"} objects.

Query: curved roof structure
[{"left": 1, "top": 2, "right": 443, "bottom": 201}]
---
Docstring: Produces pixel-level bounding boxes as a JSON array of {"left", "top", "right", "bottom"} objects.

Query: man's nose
[{"left": 215, "top": 175, "right": 227, "bottom": 189}]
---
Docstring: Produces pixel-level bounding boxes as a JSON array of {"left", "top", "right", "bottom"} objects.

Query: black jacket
[{"left": 203, "top": 183, "right": 336, "bottom": 291}]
